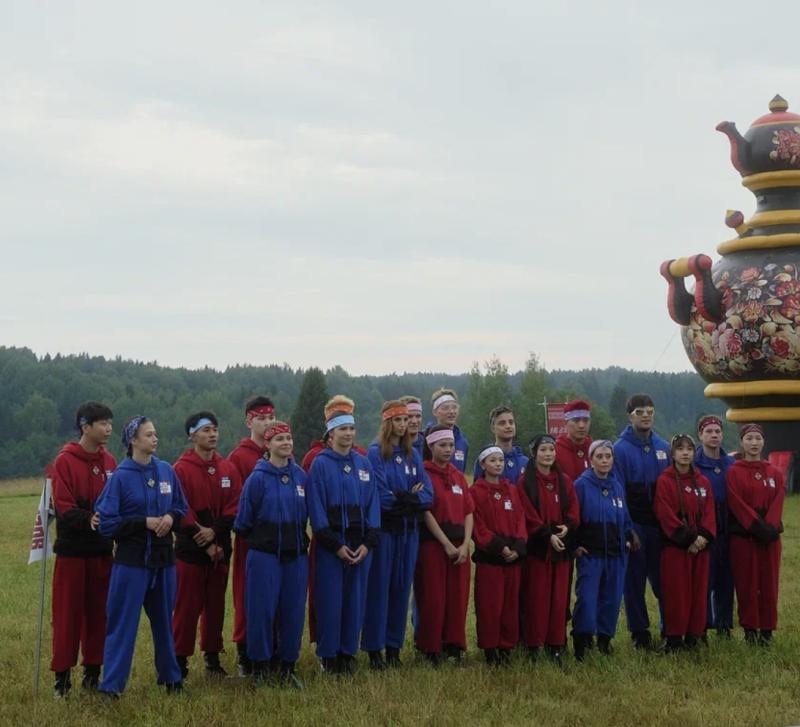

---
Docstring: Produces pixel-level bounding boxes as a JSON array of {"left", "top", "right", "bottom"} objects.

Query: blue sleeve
[
  {"left": 368, "top": 447, "right": 396, "bottom": 512},
  {"left": 233, "top": 473, "right": 259, "bottom": 535},
  {"left": 414, "top": 450, "right": 434, "bottom": 510},
  {"left": 168, "top": 467, "right": 188, "bottom": 523},
  {"left": 306, "top": 458, "right": 330, "bottom": 533},
  {"left": 364, "top": 460, "right": 381, "bottom": 531},
  {"left": 612, "top": 442, "right": 627, "bottom": 486},
  {"left": 95, "top": 472, "right": 126, "bottom": 537}
]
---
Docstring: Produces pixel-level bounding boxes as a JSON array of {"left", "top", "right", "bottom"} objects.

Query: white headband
[
  {"left": 478, "top": 445, "right": 504, "bottom": 463},
  {"left": 432, "top": 394, "right": 456, "bottom": 411},
  {"left": 564, "top": 409, "right": 591, "bottom": 420}
]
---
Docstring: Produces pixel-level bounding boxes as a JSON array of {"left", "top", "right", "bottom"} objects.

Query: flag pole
[{"left": 33, "top": 477, "right": 52, "bottom": 698}]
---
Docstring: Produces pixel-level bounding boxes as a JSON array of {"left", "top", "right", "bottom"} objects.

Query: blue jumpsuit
[
  {"left": 95, "top": 456, "right": 188, "bottom": 694},
  {"left": 362, "top": 444, "right": 433, "bottom": 653},
  {"left": 307, "top": 448, "right": 380, "bottom": 659},
  {"left": 473, "top": 445, "right": 528, "bottom": 484},
  {"left": 572, "top": 469, "right": 633, "bottom": 638},
  {"left": 234, "top": 458, "right": 309, "bottom": 665},
  {"left": 694, "top": 447, "right": 735, "bottom": 630},
  {"left": 613, "top": 425, "right": 669, "bottom": 636}
]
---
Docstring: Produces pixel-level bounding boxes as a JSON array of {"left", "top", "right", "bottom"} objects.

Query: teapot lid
[{"left": 750, "top": 95, "right": 800, "bottom": 127}]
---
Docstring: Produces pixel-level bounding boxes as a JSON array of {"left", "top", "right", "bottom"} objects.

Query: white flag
[{"left": 28, "top": 477, "right": 54, "bottom": 565}]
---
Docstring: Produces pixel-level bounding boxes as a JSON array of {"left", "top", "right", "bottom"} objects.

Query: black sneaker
[
  {"left": 483, "top": 648, "right": 499, "bottom": 666},
  {"left": 385, "top": 646, "right": 402, "bottom": 668},
  {"left": 368, "top": 650, "right": 387, "bottom": 671},
  {"left": 545, "top": 645, "right": 564, "bottom": 667},
  {"left": 203, "top": 652, "right": 228, "bottom": 678},
  {"left": 81, "top": 664, "right": 100, "bottom": 690},
  {"left": 165, "top": 681, "right": 183, "bottom": 694},
  {"left": 176, "top": 655, "right": 189, "bottom": 680},
  {"left": 338, "top": 654, "right": 356, "bottom": 676},
  {"left": 716, "top": 627, "right": 732, "bottom": 639},
  {"left": 422, "top": 651, "right": 442, "bottom": 667},
  {"left": 759, "top": 630, "right": 773, "bottom": 647},
  {"left": 279, "top": 662, "right": 304, "bottom": 689},
  {"left": 236, "top": 641, "right": 252, "bottom": 677},
  {"left": 597, "top": 635, "right": 613, "bottom": 655},
  {"left": 526, "top": 646, "right": 541, "bottom": 662},
  {"left": 497, "top": 649, "right": 512, "bottom": 667},
  {"left": 320, "top": 656, "right": 338, "bottom": 675},
  {"left": 744, "top": 629, "right": 759, "bottom": 645},
  {"left": 53, "top": 669, "right": 71, "bottom": 699},
  {"left": 631, "top": 630, "right": 653, "bottom": 650}
]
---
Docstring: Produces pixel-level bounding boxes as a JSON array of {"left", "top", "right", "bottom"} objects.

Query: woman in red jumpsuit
[
  {"left": 725, "top": 423, "right": 784, "bottom": 645},
  {"left": 653, "top": 434, "right": 716, "bottom": 652}
]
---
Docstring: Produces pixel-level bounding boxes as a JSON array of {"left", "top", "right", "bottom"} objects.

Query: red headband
[
  {"left": 698, "top": 415, "right": 723, "bottom": 433},
  {"left": 264, "top": 422, "right": 291, "bottom": 443},
  {"left": 739, "top": 423, "right": 764, "bottom": 439},
  {"left": 246, "top": 405, "right": 275, "bottom": 423},
  {"left": 382, "top": 405, "right": 409, "bottom": 421}
]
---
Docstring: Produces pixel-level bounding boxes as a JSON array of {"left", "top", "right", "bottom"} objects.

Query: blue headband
[
  {"left": 188, "top": 417, "right": 215, "bottom": 435},
  {"left": 122, "top": 415, "right": 147, "bottom": 448},
  {"left": 326, "top": 414, "right": 355, "bottom": 432}
]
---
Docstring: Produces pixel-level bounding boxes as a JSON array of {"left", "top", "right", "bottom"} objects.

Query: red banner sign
[{"left": 546, "top": 403, "right": 566, "bottom": 437}]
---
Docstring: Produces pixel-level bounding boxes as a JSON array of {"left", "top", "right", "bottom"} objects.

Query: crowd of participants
[{"left": 47, "top": 389, "right": 786, "bottom": 698}]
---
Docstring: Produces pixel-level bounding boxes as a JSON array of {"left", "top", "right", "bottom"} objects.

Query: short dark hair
[
  {"left": 185, "top": 410, "right": 219, "bottom": 436},
  {"left": 75, "top": 401, "right": 113, "bottom": 433},
  {"left": 626, "top": 394, "right": 654, "bottom": 413},
  {"left": 244, "top": 396, "right": 274, "bottom": 414},
  {"left": 489, "top": 405, "right": 513, "bottom": 425}
]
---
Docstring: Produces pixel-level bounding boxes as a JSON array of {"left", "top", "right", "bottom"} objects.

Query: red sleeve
[
  {"left": 463, "top": 480, "right": 475, "bottom": 516},
  {"left": 564, "top": 476, "right": 580, "bottom": 531},
  {"left": 654, "top": 473, "right": 693, "bottom": 547},
  {"left": 173, "top": 462, "right": 199, "bottom": 528},
  {"left": 471, "top": 488, "right": 501, "bottom": 552},
  {"left": 52, "top": 456, "right": 90, "bottom": 528},
  {"left": 511, "top": 487, "right": 527, "bottom": 541},
  {"left": 725, "top": 466, "right": 761, "bottom": 532},
  {"left": 222, "top": 465, "right": 242, "bottom": 520},
  {"left": 765, "top": 466, "right": 785, "bottom": 529},
  {"left": 517, "top": 481, "right": 547, "bottom": 538}
]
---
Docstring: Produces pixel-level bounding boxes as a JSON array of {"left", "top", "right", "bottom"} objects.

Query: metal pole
[
  {"left": 33, "top": 477, "right": 52, "bottom": 698},
  {"left": 540, "top": 397, "right": 548, "bottom": 433}
]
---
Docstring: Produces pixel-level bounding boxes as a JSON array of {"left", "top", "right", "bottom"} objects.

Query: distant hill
[{"left": 0, "top": 346, "right": 727, "bottom": 479}]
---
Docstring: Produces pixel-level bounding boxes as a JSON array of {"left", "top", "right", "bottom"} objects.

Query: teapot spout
[{"left": 715, "top": 120, "right": 751, "bottom": 175}]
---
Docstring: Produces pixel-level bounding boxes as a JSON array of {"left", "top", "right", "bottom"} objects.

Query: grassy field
[{"left": 2, "top": 477, "right": 799, "bottom": 727}]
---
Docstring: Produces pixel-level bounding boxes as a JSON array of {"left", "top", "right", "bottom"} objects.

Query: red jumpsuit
[
  {"left": 414, "top": 461, "right": 474, "bottom": 654},
  {"left": 227, "top": 438, "right": 265, "bottom": 645},
  {"left": 471, "top": 478, "right": 527, "bottom": 649},
  {"left": 725, "top": 460, "right": 784, "bottom": 632},
  {"left": 653, "top": 466, "right": 716, "bottom": 638},
  {"left": 173, "top": 450, "right": 241, "bottom": 656},
  {"left": 555, "top": 434, "right": 592, "bottom": 483},
  {"left": 51, "top": 442, "right": 116, "bottom": 672},
  {"left": 517, "top": 468, "right": 579, "bottom": 648},
  {"left": 555, "top": 434, "right": 591, "bottom": 614}
]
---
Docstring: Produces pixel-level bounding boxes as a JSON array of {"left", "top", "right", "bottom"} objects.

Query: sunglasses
[{"left": 631, "top": 407, "right": 655, "bottom": 417}]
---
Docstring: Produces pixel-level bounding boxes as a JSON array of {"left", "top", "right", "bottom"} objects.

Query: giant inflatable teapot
[{"left": 661, "top": 95, "right": 800, "bottom": 462}]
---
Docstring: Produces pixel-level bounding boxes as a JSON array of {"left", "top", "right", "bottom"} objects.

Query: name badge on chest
[
  {"left": 221, "top": 476, "right": 231, "bottom": 489},
  {"left": 656, "top": 450, "right": 667, "bottom": 461},
  {"left": 454, "top": 450, "right": 465, "bottom": 462},
  {"left": 296, "top": 485, "right": 305, "bottom": 497},
  {"left": 452, "top": 484, "right": 463, "bottom": 495},
  {"left": 358, "top": 469, "right": 370, "bottom": 483},
  {"left": 159, "top": 481, "right": 172, "bottom": 495},
  {"left": 503, "top": 499, "right": 513, "bottom": 511}
]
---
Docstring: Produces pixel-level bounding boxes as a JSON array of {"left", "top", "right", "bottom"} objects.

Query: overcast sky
[{"left": 2, "top": 1, "right": 796, "bottom": 375}]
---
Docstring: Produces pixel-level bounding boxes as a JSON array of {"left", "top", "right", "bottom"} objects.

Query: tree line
[{"left": 0, "top": 346, "right": 729, "bottom": 480}]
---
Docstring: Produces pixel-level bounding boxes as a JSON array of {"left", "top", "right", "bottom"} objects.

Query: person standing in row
[
  {"left": 572, "top": 440, "right": 638, "bottom": 661},
  {"left": 400, "top": 395, "right": 425, "bottom": 457},
  {"left": 471, "top": 446, "right": 526, "bottom": 666},
  {"left": 693, "top": 415, "right": 735, "bottom": 637},
  {"left": 415, "top": 426, "right": 474, "bottom": 665},
  {"left": 173, "top": 411, "right": 241, "bottom": 679},
  {"left": 306, "top": 399, "right": 380, "bottom": 675},
  {"left": 430, "top": 388, "right": 469, "bottom": 473},
  {"left": 726, "top": 424, "right": 785, "bottom": 645},
  {"left": 613, "top": 394, "right": 670, "bottom": 650},
  {"left": 96, "top": 416, "right": 188, "bottom": 697},
  {"left": 654, "top": 435, "right": 716, "bottom": 652},
  {"left": 234, "top": 422, "right": 309, "bottom": 688},
  {"left": 518, "top": 435, "right": 579, "bottom": 665},
  {"left": 363, "top": 401, "right": 433, "bottom": 669},
  {"left": 555, "top": 400, "right": 593, "bottom": 482},
  {"left": 227, "top": 396, "right": 276, "bottom": 676},
  {"left": 472, "top": 406, "right": 528, "bottom": 483},
  {"left": 50, "top": 402, "right": 116, "bottom": 697}
]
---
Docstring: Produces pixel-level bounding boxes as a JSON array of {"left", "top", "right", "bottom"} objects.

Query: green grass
[{"left": 2, "top": 477, "right": 799, "bottom": 726}]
